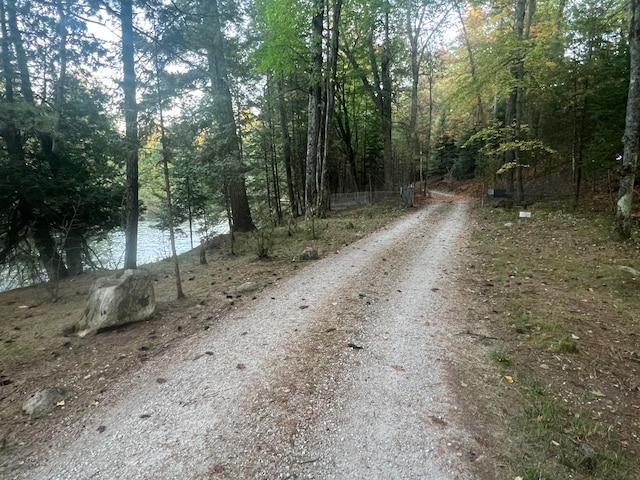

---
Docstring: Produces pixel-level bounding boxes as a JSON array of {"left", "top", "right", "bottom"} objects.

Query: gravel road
[{"left": 19, "top": 198, "right": 478, "bottom": 480}]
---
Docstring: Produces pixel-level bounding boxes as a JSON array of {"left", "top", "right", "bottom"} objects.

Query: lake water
[
  {"left": 95, "top": 221, "right": 228, "bottom": 269},
  {"left": 0, "top": 220, "right": 228, "bottom": 292}
]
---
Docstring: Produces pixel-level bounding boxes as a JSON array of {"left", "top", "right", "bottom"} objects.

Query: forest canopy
[{"left": 0, "top": 0, "right": 635, "bottom": 284}]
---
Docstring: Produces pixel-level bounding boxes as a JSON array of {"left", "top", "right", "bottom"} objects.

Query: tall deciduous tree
[
  {"left": 504, "top": 0, "right": 536, "bottom": 205},
  {"left": 344, "top": 0, "right": 396, "bottom": 190},
  {"left": 318, "top": 0, "right": 343, "bottom": 213},
  {"left": 615, "top": 0, "right": 640, "bottom": 239},
  {"left": 304, "top": 0, "right": 323, "bottom": 215},
  {"left": 405, "top": 0, "right": 449, "bottom": 185}
]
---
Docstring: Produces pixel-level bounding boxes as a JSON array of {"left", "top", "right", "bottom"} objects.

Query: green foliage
[
  {"left": 253, "top": 0, "right": 310, "bottom": 75},
  {"left": 430, "top": 135, "right": 457, "bottom": 176},
  {"left": 489, "top": 349, "right": 513, "bottom": 366},
  {"left": 0, "top": 76, "right": 124, "bottom": 268}
]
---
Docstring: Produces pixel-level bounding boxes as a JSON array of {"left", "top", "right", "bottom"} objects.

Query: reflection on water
[
  {"left": 95, "top": 221, "right": 227, "bottom": 269},
  {"left": 0, "top": 220, "right": 228, "bottom": 292}
]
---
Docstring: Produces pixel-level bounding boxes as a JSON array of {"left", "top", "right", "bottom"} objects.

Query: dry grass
[{"left": 460, "top": 203, "right": 640, "bottom": 479}]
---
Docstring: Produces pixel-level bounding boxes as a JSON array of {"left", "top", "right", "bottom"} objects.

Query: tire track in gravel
[{"left": 19, "top": 199, "right": 474, "bottom": 480}]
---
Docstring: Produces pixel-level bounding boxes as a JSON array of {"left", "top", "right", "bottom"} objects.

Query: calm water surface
[{"left": 1, "top": 220, "right": 228, "bottom": 292}]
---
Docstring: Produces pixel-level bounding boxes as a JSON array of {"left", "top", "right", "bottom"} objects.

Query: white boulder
[{"left": 75, "top": 269, "right": 156, "bottom": 337}]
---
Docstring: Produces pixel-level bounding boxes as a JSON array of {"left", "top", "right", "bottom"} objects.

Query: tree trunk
[
  {"left": 0, "top": 0, "right": 14, "bottom": 103},
  {"left": 425, "top": 67, "right": 434, "bottom": 190},
  {"left": 335, "top": 85, "right": 358, "bottom": 190},
  {"left": 267, "top": 107, "right": 283, "bottom": 222},
  {"left": 64, "top": 232, "right": 83, "bottom": 276},
  {"left": 505, "top": 0, "right": 533, "bottom": 205},
  {"left": 277, "top": 76, "right": 298, "bottom": 216},
  {"left": 615, "top": 0, "right": 640, "bottom": 239},
  {"left": 345, "top": 5, "right": 394, "bottom": 190},
  {"left": 456, "top": 1, "right": 485, "bottom": 124},
  {"left": 6, "top": 0, "right": 33, "bottom": 103},
  {"left": 318, "top": 0, "right": 342, "bottom": 214},
  {"left": 407, "top": 8, "right": 420, "bottom": 162},
  {"left": 155, "top": 46, "right": 185, "bottom": 300},
  {"left": 52, "top": 0, "right": 68, "bottom": 154},
  {"left": 4, "top": 0, "right": 69, "bottom": 279},
  {"left": 161, "top": 132, "right": 185, "bottom": 299},
  {"left": 33, "top": 219, "right": 68, "bottom": 282},
  {"left": 227, "top": 179, "right": 253, "bottom": 232},
  {"left": 121, "top": 0, "right": 139, "bottom": 269},
  {"left": 305, "top": 2, "right": 324, "bottom": 216},
  {"left": 380, "top": 9, "right": 393, "bottom": 190},
  {"left": 204, "top": 0, "right": 254, "bottom": 232}
]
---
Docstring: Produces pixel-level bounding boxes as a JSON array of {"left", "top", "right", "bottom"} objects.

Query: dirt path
[{"left": 16, "top": 199, "right": 479, "bottom": 480}]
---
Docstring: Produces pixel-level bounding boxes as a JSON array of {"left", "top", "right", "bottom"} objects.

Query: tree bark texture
[
  {"left": 380, "top": 9, "right": 394, "bottom": 191},
  {"left": 408, "top": 15, "right": 420, "bottom": 166},
  {"left": 615, "top": 0, "right": 640, "bottom": 239},
  {"left": 121, "top": 0, "right": 139, "bottom": 269},
  {"left": 33, "top": 219, "right": 68, "bottom": 281},
  {"left": 277, "top": 76, "right": 298, "bottom": 216},
  {"left": 456, "top": 1, "right": 485, "bottom": 125},
  {"left": 156, "top": 45, "right": 185, "bottom": 299},
  {"left": 204, "top": 0, "right": 254, "bottom": 232},
  {"left": 64, "top": 233, "right": 83, "bottom": 276},
  {"left": 318, "top": 0, "right": 343, "bottom": 214},
  {"left": 305, "top": 2, "right": 323, "bottom": 216},
  {"left": 505, "top": 0, "right": 533, "bottom": 205}
]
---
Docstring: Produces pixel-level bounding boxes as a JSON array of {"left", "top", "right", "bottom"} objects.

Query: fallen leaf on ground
[
  {"left": 391, "top": 364, "right": 405, "bottom": 372},
  {"left": 208, "top": 463, "right": 225, "bottom": 475},
  {"left": 236, "top": 363, "right": 246, "bottom": 370},
  {"left": 591, "top": 390, "right": 606, "bottom": 397},
  {"left": 504, "top": 375, "right": 514, "bottom": 383},
  {"left": 427, "top": 414, "right": 448, "bottom": 427}
]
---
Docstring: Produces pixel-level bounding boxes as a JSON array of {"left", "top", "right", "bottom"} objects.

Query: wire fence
[{"left": 329, "top": 187, "right": 414, "bottom": 210}]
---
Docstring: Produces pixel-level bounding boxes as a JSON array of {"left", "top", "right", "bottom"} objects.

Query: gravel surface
[{"left": 17, "top": 199, "right": 476, "bottom": 480}]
